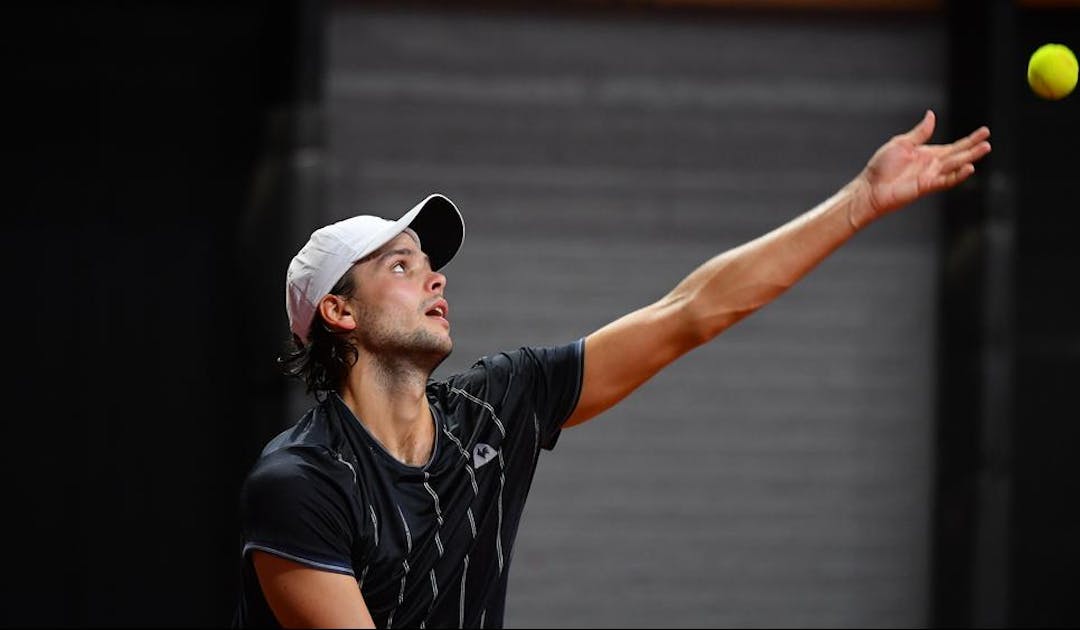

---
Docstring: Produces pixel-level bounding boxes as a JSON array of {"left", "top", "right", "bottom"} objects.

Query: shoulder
[
  {"left": 239, "top": 441, "right": 366, "bottom": 542},
  {"left": 243, "top": 444, "right": 351, "bottom": 502},
  {"left": 259, "top": 398, "right": 342, "bottom": 456},
  {"left": 430, "top": 339, "right": 585, "bottom": 412},
  {"left": 440, "top": 339, "right": 583, "bottom": 386},
  {"left": 243, "top": 402, "right": 357, "bottom": 502}
]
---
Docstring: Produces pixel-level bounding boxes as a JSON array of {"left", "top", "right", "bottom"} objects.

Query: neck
[{"left": 339, "top": 353, "right": 435, "bottom": 467}]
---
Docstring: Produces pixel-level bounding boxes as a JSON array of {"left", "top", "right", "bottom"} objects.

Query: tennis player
[{"left": 233, "top": 110, "right": 990, "bottom": 628}]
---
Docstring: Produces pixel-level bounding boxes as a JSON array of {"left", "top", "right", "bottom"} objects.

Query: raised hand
[{"left": 852, "top": 110, "right": 991, "bottom": 228}]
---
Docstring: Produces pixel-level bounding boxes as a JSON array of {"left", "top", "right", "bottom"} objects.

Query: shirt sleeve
[
  {"left": 450, "top": 338, "right": 584, "bottom": 451},
  {"left": 238, "top": 447, "right": 359, "bottom": 576}
]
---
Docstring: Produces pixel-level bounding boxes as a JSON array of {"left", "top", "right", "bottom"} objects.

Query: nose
[{"left": 427, "top": 269, "right": 446, "bottom": 294}]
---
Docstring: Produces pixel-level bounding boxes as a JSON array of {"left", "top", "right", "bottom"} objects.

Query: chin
[
  {"left": 425, "top": 340, "right": 453, "bottom": 373},
  {"left": 408, "top": 330, "right": 453, "bottom": 369},
  {"left": 434, "top": 336, "right": 453, "bottom": 361}
]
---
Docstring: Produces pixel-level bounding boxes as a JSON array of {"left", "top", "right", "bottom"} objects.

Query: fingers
[
  {"left": 947, "top": 164, "right": 977, "bottom": 188},
  {"left": 943, "top": 125, "right": 991, "bottom": 154},
  {"left": 940, "top": 139, "right": 992, "bottom": 172},
  {"left": 902, "top": 109, "right": 936, "bottom": 145},
  {"left": 929, "top": 163, "right": 977, "bottom": 194}
]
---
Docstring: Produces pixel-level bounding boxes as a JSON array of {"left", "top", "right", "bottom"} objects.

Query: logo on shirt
[{"left": 473, "top": 443, "right": 498, "bottom": 469}]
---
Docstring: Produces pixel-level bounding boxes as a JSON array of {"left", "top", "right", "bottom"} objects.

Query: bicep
[
  {"left": 253, "top": 551, "right": 375, "bottom": 629},
  {"left": 565, "top": 296, "right": 701, "bottom": 427}
]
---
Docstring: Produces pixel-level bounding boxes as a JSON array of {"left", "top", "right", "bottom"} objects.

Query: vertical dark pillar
[
  {"left": 934, "top": 0, "right": 1017, "bottom": 626},
  {"left": 1010, "top": 5, "right": 1080, "bottom": 627},
  {"left": 2, "top": 1, "right": 324, "bottom": 625},
  {"left": 971, "top": 2, "right": 1020, "bottom": 626},
  {"left": 937, "top": 1, "right": 1080, "bottom": 627}
]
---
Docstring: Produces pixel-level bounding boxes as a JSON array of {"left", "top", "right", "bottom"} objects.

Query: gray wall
[{"left": 317, "top": 4, "right": 947, "bottom": 627}]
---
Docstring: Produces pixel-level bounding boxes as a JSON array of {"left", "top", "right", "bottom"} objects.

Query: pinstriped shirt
[{"left": 234, "top": 339, "right": 584, "bottom": 628}]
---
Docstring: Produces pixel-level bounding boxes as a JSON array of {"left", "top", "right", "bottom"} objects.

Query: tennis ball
[{"left": 1027, "top": 43, "right": 1078, "bottom": 100}]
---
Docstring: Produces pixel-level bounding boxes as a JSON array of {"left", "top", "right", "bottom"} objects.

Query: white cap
[{"left": 285, "top": 193, "right": 464, "bottom": 344}]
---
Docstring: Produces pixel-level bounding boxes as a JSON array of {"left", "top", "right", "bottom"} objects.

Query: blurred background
[{"left": 4, "top": 0, "right": 1079, "bottom": 627}]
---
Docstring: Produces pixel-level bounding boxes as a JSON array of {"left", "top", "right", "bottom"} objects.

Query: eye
[{"left": 391, "top": 261, "right": 407, "bottom": 273}]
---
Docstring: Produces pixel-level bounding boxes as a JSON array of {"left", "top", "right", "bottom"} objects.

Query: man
[{"left": 234, "top": 110, "right": 990, "bottom": 628}]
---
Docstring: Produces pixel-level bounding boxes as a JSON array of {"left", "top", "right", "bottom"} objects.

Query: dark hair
[{"left": 278, "top": 269, "right": 360, "bottom": 396}]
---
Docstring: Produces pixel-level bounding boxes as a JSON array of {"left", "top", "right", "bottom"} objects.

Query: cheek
[
  {"left": 386, "top": 284, "right": 422, "bottom": 309},
  {"left": 360, "top": 282, "right": 421, "bottom": 318}
]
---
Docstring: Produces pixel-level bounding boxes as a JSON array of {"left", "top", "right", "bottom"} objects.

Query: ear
[{"left": 317, "top": 294, "right": 358, "bottom": 335}]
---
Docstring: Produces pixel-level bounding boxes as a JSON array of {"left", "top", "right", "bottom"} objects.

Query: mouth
[{"left": 425, "top": 299, "right": 450, "bottom": 326}]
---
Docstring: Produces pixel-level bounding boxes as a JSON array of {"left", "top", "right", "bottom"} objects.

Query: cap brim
[{"left": 393, "top": 193, "right": 464, "bottom": 271}]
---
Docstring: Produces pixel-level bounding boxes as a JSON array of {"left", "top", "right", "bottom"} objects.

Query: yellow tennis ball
[{"left": 1027, "top": 43, "right": 1078, "bottom": 100}]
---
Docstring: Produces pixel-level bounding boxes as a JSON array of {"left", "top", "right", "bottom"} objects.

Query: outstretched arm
[{"left": 565, "top": 110, "right": 991, "bottom": 427}]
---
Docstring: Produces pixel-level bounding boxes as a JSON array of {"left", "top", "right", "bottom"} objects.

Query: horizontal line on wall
[
  {"left": 329, "top": 72, "right": 939, "bottom": 114},
  {"left": 346, "top": 159, "right": 847, "bottom": 192}
]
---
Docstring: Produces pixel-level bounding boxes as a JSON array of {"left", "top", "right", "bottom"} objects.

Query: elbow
[
  {"left": 690, "top": 307, "right": 749, "bottom": 345},
  {"left": 661, "top": 290, "right": 728, "bottom": 348},
  {"left": 675, "top": 287, "right": 772, "bottom": 345}
]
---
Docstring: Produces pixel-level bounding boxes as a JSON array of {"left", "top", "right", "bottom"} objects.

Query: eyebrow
[{"left": 376, "top": 247, "right": 431, "bottom": 267}]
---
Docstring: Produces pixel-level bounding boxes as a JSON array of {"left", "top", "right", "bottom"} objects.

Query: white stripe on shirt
[{"left": 450, "top": 387, "right": 506, "bottom": 437}]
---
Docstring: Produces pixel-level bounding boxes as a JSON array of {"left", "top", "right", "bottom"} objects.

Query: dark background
[{"left": 3, "top": 0, "right": 1078, "bottom": 627}]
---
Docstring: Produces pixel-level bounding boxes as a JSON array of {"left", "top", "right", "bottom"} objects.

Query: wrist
[{"left": 844, "top": 175, "right": 878, "bottom": 232}]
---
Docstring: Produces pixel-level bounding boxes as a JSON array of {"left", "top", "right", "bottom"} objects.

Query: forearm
[{"left": 667, "top": 178, "right": 871, "bottom": 342}]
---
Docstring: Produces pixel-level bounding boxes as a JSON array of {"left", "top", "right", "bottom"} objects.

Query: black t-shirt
[{"left": 234, "top": 340, "right": 584, "bottom": 628}]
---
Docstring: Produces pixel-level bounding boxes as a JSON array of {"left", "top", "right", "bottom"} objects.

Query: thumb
[{"left": 902, "top": 109, "right": 935, "bottom": 145}]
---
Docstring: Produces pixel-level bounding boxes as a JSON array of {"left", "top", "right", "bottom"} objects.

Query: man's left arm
[{"left": 565, "top": 110, "right": 990, "bottom": 427}]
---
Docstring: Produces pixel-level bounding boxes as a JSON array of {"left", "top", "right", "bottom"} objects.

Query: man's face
[{"left": 348, "top": 231, "right": 452, "bottom": 369}]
